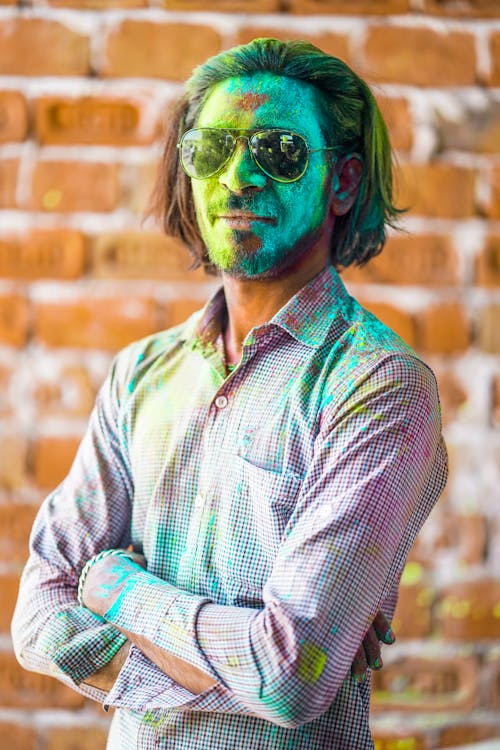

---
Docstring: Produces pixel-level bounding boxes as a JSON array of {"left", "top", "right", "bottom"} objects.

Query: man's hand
[
  {"left": 350, "top": 610, "right": 395, "bottom": 683},
  {"left": 80, "top": 547, "right": 147, "bottom": 616}
]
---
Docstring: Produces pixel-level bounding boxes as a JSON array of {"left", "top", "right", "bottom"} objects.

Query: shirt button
[
  {"left": 195, "top": 493, "right": 204, "bottom": 508},
  {"left": 215, "top": 395, "right": 228, "bottom": 409}
]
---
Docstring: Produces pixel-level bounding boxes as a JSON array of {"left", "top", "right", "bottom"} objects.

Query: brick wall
[{"left": 0, "top": 1, "right": 499, "bottom": 748}]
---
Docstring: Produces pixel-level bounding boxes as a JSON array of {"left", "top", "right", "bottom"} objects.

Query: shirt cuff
[
  {"left": 103, "top": 569, "right": 218, "bottom": 680},
  {"left": 37, "top": 604, "right": 128, "bottom": 685}
]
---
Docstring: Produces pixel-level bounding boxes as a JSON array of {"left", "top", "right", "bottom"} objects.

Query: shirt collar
[{"left": 181, "top": 263, "right": 352, "bottom": 351}]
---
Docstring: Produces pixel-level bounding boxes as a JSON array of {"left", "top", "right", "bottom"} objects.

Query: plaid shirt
[{"left": 12, "top": 263, "right": 448, "bottom": 749}]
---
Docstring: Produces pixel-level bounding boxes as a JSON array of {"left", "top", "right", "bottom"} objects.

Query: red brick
[
  {"left": 33, "top": 365, "right": 96, "bottom": 419},
  {"left": 45, "top": 726, "right": 109, "bottom": 750},
  {"left": 437, "top": 579, "right": 500, "bottom": 640},
  {"left": 122, "top": 161, "right": 159, "bottom": 215},
  {"left": 31, "top": 435, "right": 81, "bottom": 490},
  {"left": 433, "top": 369, "right": 468, "bottom": 426},
  {"left": 0, "top": 572, "right": 20, "bottom": 631},
  {"left": 492, "top": 375, "right": 500, "bottom": 427},
  {"left": 476, "top": 234, "right": 500, "bottom": 286},
  {"left": 434, "top": 513, "right": 487, "bottom": 566},
  {"left": 0, "top": 364, "right": 13, "bottom": 417},
  {"left": 372, "top": 652, "right": 479, "bottom": 711},
  {"left": 485, "top": 166, "right": 500, "bottom": 219},
  {"left": 342, "top": 234, "right": 459, "bottom": 287},
  {"left": 0, "top": 436, "right": 27, "bottom": 490},
  {"left": 392, "top": 567, "right": 434, "bottom": 639},
  {"left": 47, "top": 0, "right": 145, "bottom": 5},
  {"left": 425, "top": 0, "right": 500, "bottom": 17},
  {"left": 35, "top": 96, "right": 158, "bottom": 146},
  {"left": 0, "top": 230, "right": 85, "bottom": 280},
  {"left": 235, "top": 28, "right": 351, "bottom": 64},
  {"left": 165, "top": 299, "right": 205, "bottom": 328},
  {"left": 396, "top": 164, "right": 476, "bottom": 219},
  {"left": 0, "top": 18, "right": 90, "bottom": 76},
  {"left": 478, "top": 306, "right": 500, "bottom": 353},
  {"left": 289, "top": 0, "right": 409, "bottom": 13},
  {"left": 436, "top": 100, "right": 500, "bottom": 155},
  {"left": 362, "top": 27, "right": 476, "bottom": 86},
  {"left": 416, "top": 302, "right": 470, "bottom": 354},
  {"left": 0, "top": 91, "right": 27, "bottom": 143},
  {"left": 103, "top": 22, "right": 221, "bottom": 81},
  {"left": 372, "top": 730, "right": 429, "bottom": 750},
  {"left": 0, "top": 502, "right": 38, "bottom": 563},
  {"left": 0, "top": 503, "right": 38, "bottom": 564},
  {"left": 0, "top": 722, "right": 35, "bottom": 750},
  {"left": 168, "top": 0, "right": 278, "bottom": 9},
  {"left": 378, "top": 97, "right": 413, "bottom": 153},
  {"left": 34, "top": 297, "right": 160, "bottom": 350},
  {"left": 484, "top": 652, "right": 500, "bottom": 710},
  {"left": 438, "top": 721, "right": 500, "bottom": 747},
  {"left": 359, "top": 300, "right": 416, "bottom": 347},
  {"left": 0, "top": 159, "right": 18, "bottom": 208},
  {"left": 0, "top": 650, "right": 85, "bottom": 708},
  {"left": 91, "top": 231, "right": 204, "bottom": 281},
  {"left": 0, "top": 293, "right": 30, "bottom": 347},
  {"left": 489, "top": 32, "right": 500, "bottom": 86},
  {"left": 31, "top": 162, "right": 119, "bottom": 213}
]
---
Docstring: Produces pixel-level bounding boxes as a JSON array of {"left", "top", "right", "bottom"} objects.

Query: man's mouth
[{"left": 216, "top": 212, "right": 276, "bottom": 229}]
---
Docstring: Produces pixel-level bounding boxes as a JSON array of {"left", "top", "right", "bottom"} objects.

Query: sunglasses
[{"left": 177, "top": 128, "right": 337, "bottom": 184}]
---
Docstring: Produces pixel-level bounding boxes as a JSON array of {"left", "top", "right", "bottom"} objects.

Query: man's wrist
[
  {"left": 80, "top": 551, "right": 144, "bottom": 616},
  {"left": 77, "top": 549, "right": 137, "bottom": 607}
]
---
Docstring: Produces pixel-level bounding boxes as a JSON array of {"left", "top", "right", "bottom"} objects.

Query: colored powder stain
[
  {"left": 401, "top": 561, "right": 423, "bottom": 586},
  {"left": 297, "top": 640, "right": 327, "bottom": 684},
  {"left": 233, "top": 92, "right": 270, "bottom": 112}
]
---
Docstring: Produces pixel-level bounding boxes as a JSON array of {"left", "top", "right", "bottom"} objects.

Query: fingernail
[
  {"left": 354, "top": 672, "right": 367, "bottom": 683},
  {"left": 385, "top": 628, "right": 395, "bottom": 643},
  {"left": 372, "top": 657, "right": 382, "bottom": 669}
]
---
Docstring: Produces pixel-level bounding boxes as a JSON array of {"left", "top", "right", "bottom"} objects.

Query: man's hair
[{"left": 147, "top": 37, "right": 403, "bottom": 276}]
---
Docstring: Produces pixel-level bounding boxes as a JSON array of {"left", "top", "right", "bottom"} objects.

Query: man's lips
[{"left": 216, "top": 212, "right": 276, "bottom": 227}]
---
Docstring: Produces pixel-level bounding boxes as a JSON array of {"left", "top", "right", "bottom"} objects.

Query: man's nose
[{"left": 218, "top": 138, "right": 267, "bottom": 194}]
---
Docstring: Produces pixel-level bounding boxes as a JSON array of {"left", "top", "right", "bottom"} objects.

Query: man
[{"left": 12, "top": 38, "right": 448, "bottom": 749}]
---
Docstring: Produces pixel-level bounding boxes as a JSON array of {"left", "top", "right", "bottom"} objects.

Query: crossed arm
[
  {"left": 12, "top": 352, "right": 446, "bottom": 726},
  {"left": 81, "top": 550, "right": 394, "bottom": 694}
]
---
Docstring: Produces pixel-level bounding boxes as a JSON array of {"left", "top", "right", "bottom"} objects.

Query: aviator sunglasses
[{"left": 177, "top": 128, "right": 337, "bottom": 184}]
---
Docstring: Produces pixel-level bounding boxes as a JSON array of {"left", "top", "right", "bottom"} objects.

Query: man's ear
[{"left": 330, "top": 154, "right": 364, "bottom": 216}]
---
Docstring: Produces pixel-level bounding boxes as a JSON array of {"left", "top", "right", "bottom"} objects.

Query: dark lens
[
  {"left": 251, "top": 131, "right": 308, "bottom": 182},
  {"left": 180, "top": 129, "right": 234, "bottom": 179}
]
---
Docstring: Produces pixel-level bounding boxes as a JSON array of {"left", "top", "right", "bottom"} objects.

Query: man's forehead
[{"left": 196, "top": 73, "right": 325, "bottom": 129}]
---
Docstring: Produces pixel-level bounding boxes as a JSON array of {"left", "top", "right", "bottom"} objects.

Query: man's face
[{"left": 190, "top": 72, "right": 337, "bottom": 280}]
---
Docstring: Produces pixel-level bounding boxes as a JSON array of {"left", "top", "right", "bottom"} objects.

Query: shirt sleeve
[
  {"left": 101, "top": 353, "right": 448, "bottom": 727},
  {"left": 11, "top": 352, "right": 134, "bottom": 701}
]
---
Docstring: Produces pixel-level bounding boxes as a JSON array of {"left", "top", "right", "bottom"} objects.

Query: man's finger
[
  {"left": 362, "top": 626, "right": 383, "bottom": 670},
  {"left": 372, "top": 610, "right": 395, "bottom": 644},
  {"left": 351, "top": 645, "right": 368, "bottom": 682}
]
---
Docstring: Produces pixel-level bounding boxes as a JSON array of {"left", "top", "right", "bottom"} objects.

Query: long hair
[{"left": 147, "top": 38, "right": 404, "bottom": 276}]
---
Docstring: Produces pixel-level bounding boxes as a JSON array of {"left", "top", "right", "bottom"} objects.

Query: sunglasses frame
[{"left": 177, "top": 127, "right": 337, "bottom": 184}]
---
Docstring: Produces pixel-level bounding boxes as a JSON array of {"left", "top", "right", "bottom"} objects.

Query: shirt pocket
[{"left": 211, "top": 453, "right": 302, "bottom": 601}]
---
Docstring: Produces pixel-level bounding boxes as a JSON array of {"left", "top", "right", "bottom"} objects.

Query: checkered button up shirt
[{"left": 13, "top": 263, "right": 448, "bottom": 749}]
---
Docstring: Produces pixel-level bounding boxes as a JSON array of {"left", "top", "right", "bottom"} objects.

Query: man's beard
[{"left": 205, "top": 224, "right": 325, "bottom": 281}]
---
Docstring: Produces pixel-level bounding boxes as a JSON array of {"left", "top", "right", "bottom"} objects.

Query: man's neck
[{"left": 221, "top": 251, "right": 331, "bottom": 362}]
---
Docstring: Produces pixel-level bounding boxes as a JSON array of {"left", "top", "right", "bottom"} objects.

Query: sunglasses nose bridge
[{"left": 218, "top": 133, "right": 267, "bottom": 192}]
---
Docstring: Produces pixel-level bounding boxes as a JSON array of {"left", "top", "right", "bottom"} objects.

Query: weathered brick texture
[
  {"left": 0, "top": 91, "right": 28, "bottom": 143},
  {"left": 102, "top": 22, "right": 222, "bottom": 80},
  {"left": 30, "top": 162, "right": 120, "bottom": 213},
  {"left": 0, "top": 1, "right": 499, "bottom": 747},
  {"left": 361, "top": 27, "right": 477, "bottom": 86},
  {"left": 0, "top": 18, "right": 90, "bottom": 76}
]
